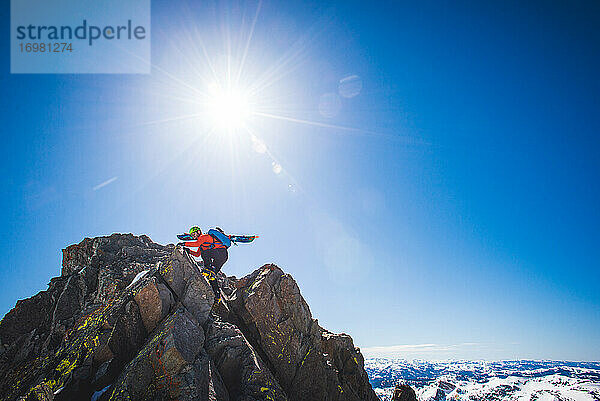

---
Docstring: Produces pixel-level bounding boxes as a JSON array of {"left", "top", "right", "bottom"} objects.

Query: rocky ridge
[{"left": 0, "top": 234, "right": 378, "bottom": 401}]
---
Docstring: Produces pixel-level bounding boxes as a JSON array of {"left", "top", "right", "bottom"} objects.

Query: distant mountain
[{"left": 365, "top": 359, "right": 600, "bottom": 400}]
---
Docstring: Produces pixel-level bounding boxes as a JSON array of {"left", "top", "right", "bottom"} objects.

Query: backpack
[{"left": 208, "top": 228, "right": 231, "bottom": 248}]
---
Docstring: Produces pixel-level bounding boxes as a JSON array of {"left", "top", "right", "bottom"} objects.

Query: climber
[{"left": 178, "top": 226, "right": 229, "bottom": 303}]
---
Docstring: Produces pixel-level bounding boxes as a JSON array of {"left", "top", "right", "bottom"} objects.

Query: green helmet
[{"left": 189, "top": 226, "right": 201, "bottom": 235}]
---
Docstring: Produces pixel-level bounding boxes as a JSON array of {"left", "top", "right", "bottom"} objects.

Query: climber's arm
[
  {"left": 188, "top": 248, "right": 202, "bottom": 257},
  {"left": 184, "top": 238, "right": 202, "bottom": 247}
]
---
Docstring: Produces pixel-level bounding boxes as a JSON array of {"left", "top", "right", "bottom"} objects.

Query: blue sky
[{"left": 1, "top": 0, "right": 599, "bottom": 360}]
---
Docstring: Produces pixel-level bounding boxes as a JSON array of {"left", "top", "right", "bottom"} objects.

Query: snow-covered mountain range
[{"left": 365, "top": 359, "right": 600, "bottom": 400}]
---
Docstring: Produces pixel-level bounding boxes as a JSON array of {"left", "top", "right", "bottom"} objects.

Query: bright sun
[{"left": 206, "top": 83, "right": 252, "bottom": 130}]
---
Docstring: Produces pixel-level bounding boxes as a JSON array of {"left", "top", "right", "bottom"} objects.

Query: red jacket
[{"left": 184, "top": 234, "right": 227, "bottom": 257}]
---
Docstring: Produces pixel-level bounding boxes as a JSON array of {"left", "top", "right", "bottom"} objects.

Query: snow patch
[
  {"left": 91, "top": 385, "right": 111, "bottom": 401},
  {"left": 366, "top": 359, "right": 600, "bottom": 401},
  {"left": 126, "top": 269, "right": 150, "bottom": 290}
]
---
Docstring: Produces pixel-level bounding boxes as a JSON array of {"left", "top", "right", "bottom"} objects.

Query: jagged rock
[
  {"left": 205, "top": 319, "right": 287, "bottom": 400},
  {"left": 133, "top": 278, "right": 174, "bottom": 333},
  {"left": 108, "top": 308, "right": 228, "bottom": 400},
  {"left": 228, "top": 264, "right": 378, "bottom": 401},
  {"left": 432, "top": 388, "right": 445, "bottom": 401},
  {"left": 158, "top": 248, "right": 214, "bottom": 326},
  {"left": 392, "top": 383, "right": 417, "bottom": 401},
  {"left": 61, "top": 234, "right": 169, "bottom": 277},
  {"left": 0, "top": 290, "right": 53, "bottom": 347},
  {"left": 18, "top": 381, "right": 54, "bottom": 401},
  {"left": 320, "top": 330, "right": 375, "bottom": 400},
  {"left": 53, "top": 274, "right": 86, "bottom": 324},
  {"left": 438, "top": 380, "right": 455, "bottom": 393},
  {"left": 0, "top": 234, "right": 377, "bottom": 401}
]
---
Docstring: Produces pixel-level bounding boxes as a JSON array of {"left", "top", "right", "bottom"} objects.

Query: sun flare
[{"left": 206, "top": 83, "right": 252, "bottom": 130}]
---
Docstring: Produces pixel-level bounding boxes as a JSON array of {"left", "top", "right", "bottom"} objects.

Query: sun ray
[
  {"left": 179, "top": 1, "right": 221, "bottom": 85},
  {"left": 235, "top": 0, "right": 262, "bottom": 86},
  {"left": 191, "top": 23, "right": 221, "bottom": 85},
  {"left": 246, "top": 15, "right": 330, "bottom": 96},
  {"left": 149, "top": 60, "right": 207, "bottom": 99},
  {"left": 129, "top": 113, "right": 204, "bottom": 128},
  {"left": 121, "top": 125, "right": 219, "bottom": 205},
  {"left": 163, "top": 28, "right": 207, "bottom": 87},
  {"left": 246, "top": 40, "right": 310, "bottom": 97},
  {"left": 134, "top": 88, "right": 207, "bottom": 107},
  {"left": 252, "top": 111, "right": 401, "bottom": 140}
]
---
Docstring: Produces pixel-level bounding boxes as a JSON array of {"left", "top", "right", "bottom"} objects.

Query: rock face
[
  {"left": 391, "top": 384, "right": 417, "bottom": 401},
  {"left": 0, "top": 234, "right": 378, "bottom": 401}
]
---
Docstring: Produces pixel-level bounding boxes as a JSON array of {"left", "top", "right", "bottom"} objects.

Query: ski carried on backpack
[
  {"left": 177, "top": 232, "right": 259, "bottom": 244},
  {"left": 229, "top": 235, "right": 258, "bottom": 243}
]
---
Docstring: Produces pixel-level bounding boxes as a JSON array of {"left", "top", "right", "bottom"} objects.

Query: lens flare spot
[
  {"left": 338, "top": 74, "right": 362, "bottom": 98},
  {"left": 318, "top": 93, "right": 342, "bottom": 118},
  {"left": 251, "top": 134, "right": 267, "bottom": 153}
]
